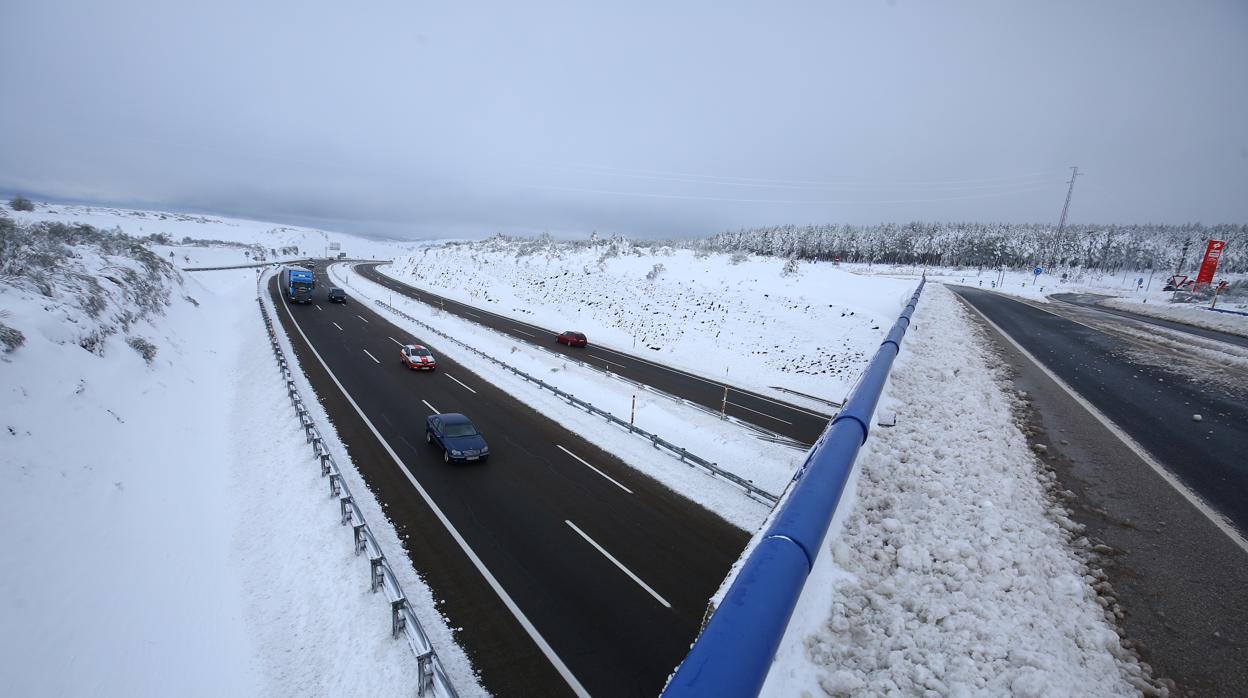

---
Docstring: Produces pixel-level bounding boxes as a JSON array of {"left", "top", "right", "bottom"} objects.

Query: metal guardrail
[
  {"left": 362, "top": 266, "right": 808, "bottom": 451},
  {"left": 257, "top": 277, "right": 460, "bottom": 698},
  {"left": 372, "top": 297, "right": 780, "bottom": 505},
  {"left": 662, "top": 278, "right": 927, "bottom": 698}
]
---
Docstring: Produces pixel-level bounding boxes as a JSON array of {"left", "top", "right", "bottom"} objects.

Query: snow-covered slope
[
  {"left": 386, "top": 236, "right": 917, "bottom": 407},
  {"left": 0, "top": 213, "right": 480, "bottom": 696}
]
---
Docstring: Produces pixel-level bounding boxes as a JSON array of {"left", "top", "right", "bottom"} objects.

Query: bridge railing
[{"left": 662, "top": 278, "right": 926, "bottom": 698}]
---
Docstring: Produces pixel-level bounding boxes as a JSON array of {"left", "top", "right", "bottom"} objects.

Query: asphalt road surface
[
  {"left": 352, "top": 262, "right": 833, "bottom": 447},
  {"left": 953, "top": 286, "right": 1248, "bottom": 696},
  {"left": 269, "top": 272, "right": 751, "bottom": 697},
  {"left": 953, "top": 287, "right": 1248, "bottom": 535}
]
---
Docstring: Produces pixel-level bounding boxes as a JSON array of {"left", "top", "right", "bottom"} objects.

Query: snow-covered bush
[
  {"left": 0, "top": 319, "right": 24, "bottom": 352},
  {"left": 646, "top": 263, "right": 665, "bottom": 281},
  {"left": 126, "top": 336, "right": 158, "bottom": 364},
  {"left": 0, "top": 216, "right": 179, "bottom": 352},
  {"left": 8, "top": 195, "right": 34, "bottom": 212}
]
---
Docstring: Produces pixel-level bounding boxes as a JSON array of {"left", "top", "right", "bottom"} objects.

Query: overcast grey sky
[{"left": 2, "top": 1, "right": 1246, "bottom": 239}]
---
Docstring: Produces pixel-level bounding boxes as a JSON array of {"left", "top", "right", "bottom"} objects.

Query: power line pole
[{"left": 1055, "top": 166, "right": 1081, "bottom": 237}]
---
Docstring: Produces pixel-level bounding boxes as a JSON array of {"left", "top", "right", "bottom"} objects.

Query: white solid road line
[
  {"left": 332, "top": 322, "right": 344, "bottom": 331},
  {"left": 464, "top": 310, "right": 482, "bottom": 319},
  {"left": 556, "top": 445, "right": 634, "bottom": 494},
  {"left": 565, "top": 520, "right": 670, "bottom": 608},
  {"left": 388, "top": 336, "right": 403, "bottom": 346},
  {"left": 363, "top": 349, "right": 380, "bottom": 364},
  {"left": 588, "top": 353, "right": 628, "bottom": 369},
  {"left": 445, "top": 373, "right": 478, "bottom": 394},
  {"left": 513, "top": 329, "right": 536, "bottom": 338},
  {"left": 314, "top": 304, "right": 322, "bottom": 311},
  {"left": 726, "top": 400, "right": 794, "bottom": 425},
  {"left": 274, "top": 294, "right": 590, "bottom": 698},
  {"left": 356, "top": 314, "right": 370, "bottom": 323},
  {"left": 959, "top": 295, "right": 1248, "bottom": 556},
  {"left": 421, "top": 399, "right": 440, "bottom": 415}
]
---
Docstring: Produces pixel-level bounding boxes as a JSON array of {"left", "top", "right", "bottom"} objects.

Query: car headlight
[
  {"left": 481, "top": 446, "right": 489, "bottom": 454},
  {"left": 451, "top": 449, "right": 463, "bottom": 456}
]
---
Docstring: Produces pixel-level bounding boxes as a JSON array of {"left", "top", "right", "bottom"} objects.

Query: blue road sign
[{"left": 1033, "top": 266, "right": 1043, "bottom": 276}]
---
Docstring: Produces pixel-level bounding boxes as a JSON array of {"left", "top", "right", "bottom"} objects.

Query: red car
[
  {"left": 556, "top": 331, "right": 588, "bottom": 348},
  {"left": 400, "top": 344, "right": 437, "bottom": 370}
]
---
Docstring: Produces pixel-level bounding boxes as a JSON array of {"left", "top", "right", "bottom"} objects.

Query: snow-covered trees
[{"left": 700, "top": 222, "right": 1247, "bottom": 273}]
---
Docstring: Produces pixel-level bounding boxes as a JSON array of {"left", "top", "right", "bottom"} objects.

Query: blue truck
[{"left": 279, "top": 267, "right": 315, "bottom": 303}]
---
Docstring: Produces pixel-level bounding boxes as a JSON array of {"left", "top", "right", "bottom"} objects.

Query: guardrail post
[
  {"left": 329, "top": 472, "right": 342, "bottom": 497},
  {"left": 320, "top": 453, "right": 332, "bottom": 476},
  {"left": 354, "top": 523, "right": 368, "bottom": 554},
  {"left": 340, "top": 496, "right": 353, "bottom": 525},
  {"left": 370, "top": 556, "right": 384, "bottom": 592},
  {"left": 416, "top": 650, "right": 435, "bottom": 696},
  {"left": 312, "top": 436, "right": 323, "bottom": 458},
  {"left": 391, "top": 598, "right": 407, "bottom": 639}
]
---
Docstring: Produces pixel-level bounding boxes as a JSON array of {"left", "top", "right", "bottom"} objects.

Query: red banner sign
[{"left": 1195, "top": 239, "right": 1226, "bottom": 286}]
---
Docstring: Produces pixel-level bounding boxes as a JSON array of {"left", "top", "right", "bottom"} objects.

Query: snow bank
[
  {"left": 384, "top": 238, "right": 916, "bottom": 409},
  {"left": 761, "top": 285, "right": 1145, "bottom": 697}
]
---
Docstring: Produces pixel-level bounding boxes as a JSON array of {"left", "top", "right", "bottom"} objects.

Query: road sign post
[{"left": 1032, "top": 266, "right": 1043, "bottom": 286}]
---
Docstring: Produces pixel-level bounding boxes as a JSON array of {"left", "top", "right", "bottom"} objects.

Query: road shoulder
[{"left": 955, "top": 291, "right": 1248, "bottom": 697}]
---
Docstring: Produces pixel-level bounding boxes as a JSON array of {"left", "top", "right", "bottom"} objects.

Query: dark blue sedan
[{"left": 425, "top": 413, "right": 489, "bottom": 463}]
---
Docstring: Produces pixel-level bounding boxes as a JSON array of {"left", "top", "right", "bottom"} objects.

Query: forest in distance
[{"left": 695, "top": 222, "right": 1246, "bottom": 273}]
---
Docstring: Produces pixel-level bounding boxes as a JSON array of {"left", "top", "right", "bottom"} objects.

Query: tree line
[{"left": 696, "top": 223, "right": 1247, "bottom": 274}]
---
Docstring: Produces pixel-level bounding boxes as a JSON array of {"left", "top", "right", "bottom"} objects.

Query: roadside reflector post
[
  {"left": 721, "top": 385, "right": 728, "bottom": 418},
  {"left": 631, "top": 395, "right": 636, "bottom": 425}
]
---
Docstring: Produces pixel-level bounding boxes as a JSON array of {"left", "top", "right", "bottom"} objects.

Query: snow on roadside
[
  {"left": 331, "top": 263, "right": 779, "bottom": 530},
  {"left": 761, "top": 284, "right": 1146, "bottom": 697},
  {"left": 1100, "top": 296, "right": 1248, "bottom": 337},
  {"left": 0, "top": 220, "right": 482, "bottom": 696}
]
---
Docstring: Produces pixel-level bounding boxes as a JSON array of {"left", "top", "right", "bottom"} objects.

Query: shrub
[
  {"left": 8, "top": 196, "right": 34, "bottom": 212},
  {"left": 126, "top": 336, "right": 158, "bottom": 364},
  {"left": 0, "top": 320, "right": 24, "bottom": 353},
  {"left": 646, "top": 263, "right": 665, "bottom": 281}
]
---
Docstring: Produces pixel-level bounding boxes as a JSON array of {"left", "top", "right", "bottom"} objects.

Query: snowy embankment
[
  {"left": 9, "top": 202, "right": 409, "bottom": 270},
  {"left": 385, "top": 238, "right": 917, "bottom": 410},
  {"left": 764, "top": 285, "right": 1148, "bottom": 697},
  {"left": 0, "top": 216, "right": 481, "bottom": 696}
]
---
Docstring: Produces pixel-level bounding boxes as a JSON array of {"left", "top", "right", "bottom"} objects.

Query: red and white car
[{"left": 400, "top": 344, "right": 437, "bottom": 371}]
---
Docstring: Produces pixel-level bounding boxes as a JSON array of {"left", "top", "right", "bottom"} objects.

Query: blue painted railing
[{"left": 662, "top": 278, "right": 926, "bottom": 697}]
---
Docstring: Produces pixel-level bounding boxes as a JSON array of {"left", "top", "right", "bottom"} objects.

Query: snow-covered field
[{"left": 385, "top": 239, "right": 917, "bottom": 408}]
